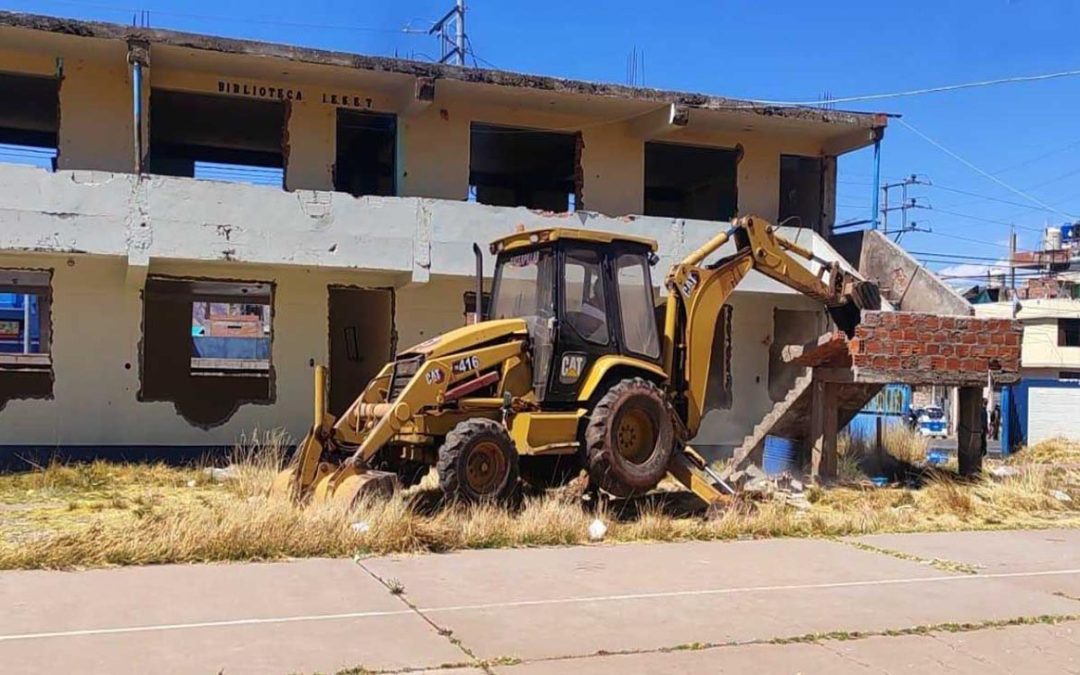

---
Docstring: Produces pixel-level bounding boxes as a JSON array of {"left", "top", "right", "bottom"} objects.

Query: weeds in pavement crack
[{"left": 832, "top": 537, "right": 981, "bottom": 574}]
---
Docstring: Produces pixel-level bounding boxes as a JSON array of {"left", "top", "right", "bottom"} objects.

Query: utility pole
[
  {"left": 429, "top": 0, "right": 467, "bottom": 66},
  {"left": 1010, "top": 226, "right": 1019, "bottom": 317},
  {"left": 881, "top": 174, "right": 932, "bottom": 239}
]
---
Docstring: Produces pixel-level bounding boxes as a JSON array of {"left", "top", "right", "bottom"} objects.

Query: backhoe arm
[{"left": 662, "top": 215, "right": 873, "bottom": 437}]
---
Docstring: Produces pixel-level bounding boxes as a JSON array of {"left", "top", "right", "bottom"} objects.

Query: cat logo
[
  {"left": 425, "top": 368, "right": 445, "bottom": 385},
  {"left": 679, "top": 271, "right": 700, "bottom": 299},
  {"left": 559, "top": 353, "right": 587, "bottom": 384}
]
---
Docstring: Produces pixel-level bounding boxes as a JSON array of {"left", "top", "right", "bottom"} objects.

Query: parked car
[{"left": 917, "top": 405, "right": 948, "bottom": 438}]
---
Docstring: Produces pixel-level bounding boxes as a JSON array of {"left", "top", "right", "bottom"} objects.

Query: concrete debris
[
  {"left": 203, "top": 466, "right": 238, "bottom": 482},
  {"left": 721, "top": 463, "right": 767, "bottom": 491},
  {"left": 990, "top": 466, "right": 1019, "bottom": 480},
  {"left": 351, "top": 521, "right": 371, "bottom": 534},
  {"left": 1052, "top": 490, "right": 1072, "bottom": 503},
  {"left": 186, "top": 479, "right": 197, "bottom": 488},
  {"left": 587, "top": 519, "right": 608, "bottom": 542}
]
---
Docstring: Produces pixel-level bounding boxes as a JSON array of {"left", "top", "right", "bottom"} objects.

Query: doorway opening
[{"left": 328, "top": 286, "right": 395, "bottom": 417}]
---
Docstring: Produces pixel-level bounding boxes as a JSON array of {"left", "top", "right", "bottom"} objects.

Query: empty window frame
[
  {"left": 1059, "top": 318, "right": 1080, "bottom": 347},
  {"left": 149, "top": 89, "right": 285, "bottom": 187},
  {"left": 469, "top": 123, "right": 581, "bottom": 211},
  {"left": 0, "top": 269, "right": 51, "bottom": 365},
  {"left": 0, "top": 269, "right": 53, "bottom": 408},
  {"left": 141, "top": 277, "right": 273, "bottom": 427},
  {"left": 335, "top": 110, "right": 396, "bottom": 196},
  {"left": 779, "top": 155, "right": 824, "bottom": 232},
  {"left": 644, "top": 141, "right": 738, "bottom": 221},
  {"left": 189, "top": 289, "right": 272, "bottom": 374},
  {"left": 0, "top": 72, "right": 59, "bottom": 170}
]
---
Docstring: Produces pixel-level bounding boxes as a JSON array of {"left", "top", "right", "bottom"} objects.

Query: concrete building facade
[{"left": 0, "top": 12, "right": 886, "bottom": 461}]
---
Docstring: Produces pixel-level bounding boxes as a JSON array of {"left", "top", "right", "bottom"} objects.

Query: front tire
[
  {"left": 585, "top": 377, "right": 675, "bottom": 497},
  {"left": 437, "top": 418, "right": 520, "bottom": 502}
]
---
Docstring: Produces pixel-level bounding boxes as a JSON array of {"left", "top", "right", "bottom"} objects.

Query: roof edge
[{"left": 0, "top": 11, "right": 887, "bottom": 129}]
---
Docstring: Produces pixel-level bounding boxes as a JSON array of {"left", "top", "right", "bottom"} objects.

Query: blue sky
[{"left": 7, "top": 0, "right": 1080, "bottom": 282}]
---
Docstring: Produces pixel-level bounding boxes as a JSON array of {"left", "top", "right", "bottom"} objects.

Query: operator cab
[{"left": 487, "top": 228, "right": 661, "bottom": 404}]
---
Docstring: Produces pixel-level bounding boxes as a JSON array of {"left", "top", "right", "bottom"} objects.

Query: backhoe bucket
[{"left": 831, "top": 279, "right": 881, "bottom": 337}]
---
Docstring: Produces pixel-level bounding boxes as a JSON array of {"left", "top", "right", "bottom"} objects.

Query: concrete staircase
[
  {"left": 731, "top": 372, "right": 884, "bottom": 471},
  {"left": 731, "top": 371, "right": 814, "bottom": 469}
]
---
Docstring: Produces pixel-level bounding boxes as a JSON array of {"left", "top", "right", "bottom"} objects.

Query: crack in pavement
[
  {"left": 832, "top": 537, "right": 981, "bottom": 574},
  {"left": 354, "top": 559, "right": 500, "bottom": 675},
  {"left": 325, "top": 614, "right": 1080, "bottom": 674}
]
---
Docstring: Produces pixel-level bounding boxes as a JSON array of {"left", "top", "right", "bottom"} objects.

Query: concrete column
[
  {"left": 957, "top": 386, "right": 985, "bottom": 476},
  {"left": 57, "top": 49, "right": 135, "bottom": 172},
  {"left": 580, "top": 124, "right": 643, "bottom": 216},
  {"left": 284, "top": 102, "right": 335, "bottom": 191},
  {"left": 809, "top": 379, "right": 839, "bottom": 481},
  {"left": 736, "top": 143, "right": 780, "bottom": 222},
  {"left": 397, "top": 105, "right": 469, "bottom": 200}
]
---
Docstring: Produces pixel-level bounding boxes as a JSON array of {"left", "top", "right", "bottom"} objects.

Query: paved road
[{"left": 1, "top": 529, "right": 1078, "bottom": 674}]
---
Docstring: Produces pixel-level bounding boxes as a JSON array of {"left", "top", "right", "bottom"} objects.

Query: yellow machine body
[{"left": 272, "top": 218, "right": 875, "bottom": 508}]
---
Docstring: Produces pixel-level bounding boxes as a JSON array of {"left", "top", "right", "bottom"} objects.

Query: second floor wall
[{"left": 0, "top": 16, "right": 883, "bottom": 235}]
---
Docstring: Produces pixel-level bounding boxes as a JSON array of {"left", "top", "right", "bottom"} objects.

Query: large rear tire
[
  {"left": 585, "top": 377, "right": 675, "bottom": 497},
  {"left": 437, "top": 418, "right": 520, "bottom": 502}
]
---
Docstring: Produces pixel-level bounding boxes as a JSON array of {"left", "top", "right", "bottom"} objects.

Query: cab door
[{"left": 545, "top": 243, "right": 618, "bottom": 404}]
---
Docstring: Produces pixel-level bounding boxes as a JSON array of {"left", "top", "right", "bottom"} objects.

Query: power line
[
  {"left": 897, "top": 118, "right": 1077, "bottom": 221},
  {"left": 749, "top": 68, "right": 1080, "bottom": 107},
  {"left": 908, "top": 251, "right": 1010, "bottom": 262},
  {"left": 928, "top": 206, "right": 1042, "bottom": 231},
  {"left": 925, "top": 183, "right": 1061, "bottom": 215},
  {"left": 921, "top": 230, "right": 1012, "bottom": 248},
  {"left": 29, "top": 0, "right": 423, "bottom": 34}
]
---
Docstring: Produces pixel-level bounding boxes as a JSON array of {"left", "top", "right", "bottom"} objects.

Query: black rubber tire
[
  {"left": 437, "top": 418, "right": 520, "bottom": 502},
  {"left": 585, "top": 377, "right": 675, "bottom": 497}
]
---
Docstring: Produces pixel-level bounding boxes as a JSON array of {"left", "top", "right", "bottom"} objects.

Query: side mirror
[{"left": 648, "top": 252, "right": 660, "bottom": 267}]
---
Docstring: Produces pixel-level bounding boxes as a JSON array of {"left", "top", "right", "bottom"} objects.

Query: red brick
[
  {"left": 931, "top": 356, "right": 946, "bottom": 369},
  {"left": 990, "top": 332, "right": 1005, "bottom": 345},
  {"left": 977, "top": 331, "right": 990, "bottom": 345},
  {"left": 940, "top": 344, "right": 954, "bottom": 357},
  {"left": 1005, "top": 332, "right": 1021, "bottom": 346},
  {"left": 962, "top": 332, "right": 977, "bottom": 345},
  {"left": 946, "top": 357, "right": 961, "bottom": 370},
  {"left": 940, "top": 316, "right": 956, "bottom": 329},
  {"left": 955, "top": 344, "right": 970, "bottom": 358},
  {"left": 925, "top": 343, "right": 939, "bottom": 356}
]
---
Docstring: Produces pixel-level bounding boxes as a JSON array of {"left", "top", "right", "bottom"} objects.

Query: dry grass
[{"left": 1, "top": 434, "right": 1077, "bottom": 570}]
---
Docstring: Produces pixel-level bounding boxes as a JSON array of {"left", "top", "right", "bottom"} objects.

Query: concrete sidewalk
[{"left": 1, "top": 529, "right": 1078, "bottom": 674}]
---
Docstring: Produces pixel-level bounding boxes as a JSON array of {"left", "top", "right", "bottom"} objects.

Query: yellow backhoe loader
[{"left": 271, "top": 215, "right": 879, "bottom": 507}]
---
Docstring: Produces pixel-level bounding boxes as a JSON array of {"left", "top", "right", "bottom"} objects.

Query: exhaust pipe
[{"left": 472, "top": 242, "right": 484, "bottom": 323}]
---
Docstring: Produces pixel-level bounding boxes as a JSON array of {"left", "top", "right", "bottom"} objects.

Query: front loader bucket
[{"left": 312, "top": 464, "right": 400, "bottom": 510}]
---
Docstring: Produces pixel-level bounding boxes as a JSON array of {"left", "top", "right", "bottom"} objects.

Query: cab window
[
  {"left": 490, "top": 249, "right": 554, "bottom": 320},
  {"left": 616, "top": 253, "right": 660, "bottom": 358},
  {"left": 563, "top": 248, "right": 609, "bottom": 345}
]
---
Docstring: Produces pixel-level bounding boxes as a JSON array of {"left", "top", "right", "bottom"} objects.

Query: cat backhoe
[{"left": 271, "top": 215, "right": 879, "bottom": 507}]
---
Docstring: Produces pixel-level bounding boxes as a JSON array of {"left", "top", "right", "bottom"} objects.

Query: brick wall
[
  {"left": 1018, "top": 277, "right": 1077, "bottom": 301},
  {"left": 849, "top": 311, "right": 1022, "bottom": 384}
]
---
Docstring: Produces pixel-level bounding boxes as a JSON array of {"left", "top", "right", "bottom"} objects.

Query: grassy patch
[{"left": 1, "top": 435, "right": 1078, "bottom": 570}]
